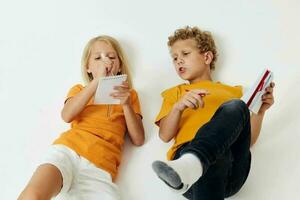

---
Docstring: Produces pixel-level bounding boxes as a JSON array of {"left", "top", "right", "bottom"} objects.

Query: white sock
[{"left": 167, "top": 153, "right": 203, "bottom": 188}]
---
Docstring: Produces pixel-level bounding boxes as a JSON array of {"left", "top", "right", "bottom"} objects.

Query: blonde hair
[
  {"left": 81, "top": 35, "right": 133, "bottom": 88},
  {"left": 168, "top": 26, "right": 218, "bottom": 70}
]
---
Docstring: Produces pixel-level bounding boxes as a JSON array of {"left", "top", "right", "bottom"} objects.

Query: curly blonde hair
[{"left": 168, "top": 26, "right": 218, "bottom": 70}]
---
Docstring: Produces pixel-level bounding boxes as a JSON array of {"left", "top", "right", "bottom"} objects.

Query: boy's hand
[
  {"left": 258, "top": 82, "right": 275, "bottom": 114},
  {"left": 174, "top": 89, "right": 209, "bottom": 111},
  {"left": 110, "top": 81, "right": 131, "bottom": 105}
]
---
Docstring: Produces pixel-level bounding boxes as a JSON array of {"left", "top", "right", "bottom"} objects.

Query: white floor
[{"left": 1, "top": 0, "right": 300, "bottom": 199}]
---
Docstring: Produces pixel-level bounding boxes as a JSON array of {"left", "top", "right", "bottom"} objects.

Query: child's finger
[
  {"left": 189, "top": 92, "right": 205, "bottom": 108},
  {"left": 115, "top": 82, "right": 129, "bottom": 89},
  {"left": 185, "top": 89, "right": 210, "bottom": 96},
  {"left": 262, "top": 98, "right": 274, "bottom": 106},
  {"left": 191, "top": 89, "right": 210, "bottom": 96},
  {"left": 262, "top": 95, "right": 274, "bottom": 102},
  {"left": 110, "top": 92, "right": 129, "bottom": 97},
  {"left": 265, "top": 86, "right": 273, "bottom": 94},
  {"left": 184, "top": 92, "right": 203, "bottom": 108},
  {"left": 185, "top": 96, "right": 199, "bottom": 108},
  {"left": 192, "top": 94, "right": 204, "bottom": 108},
  {"left": 188, "top": 95, "right": 204, "bottom": 108},
  {"left": 262, "top": 94, "right": 273, "bottom": 99},
  {"left": 270, "top": 82, "right": 275, "bottom": 88},
  {"left": 188, "top": 93, "right": 202, "bottom": 102},
  {"left": 183, "top": 99, "right": 196, "bottom": 109},
  {"left": 122, "top": 81, "right": 129, "bottom": 87},
  {"left": 186, "top": 96, "right": 200, "bottom": 108},
  {"left": 113, "top": 86, "right": 129, "bottom": 92}
]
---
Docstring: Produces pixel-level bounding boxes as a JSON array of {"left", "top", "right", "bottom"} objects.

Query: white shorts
[{"left": 40, "top": 144, "right": 120, "bottom": 200}]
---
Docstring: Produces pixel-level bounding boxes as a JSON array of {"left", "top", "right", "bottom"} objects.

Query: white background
[{"left": 1, "top": 0, "right": 299, "bottom": 199}]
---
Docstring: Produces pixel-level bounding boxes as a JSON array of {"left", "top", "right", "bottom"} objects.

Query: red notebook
[{"left": 241, "top": 69, "right": 273, "bottom": 114}]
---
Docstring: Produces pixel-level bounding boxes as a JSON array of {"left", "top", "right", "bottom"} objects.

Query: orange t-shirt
[
  {"left": 54, "top": 84, "right": 142, "bottom": 181},
  {"left": 155, "top": 81, "right": 243, "bottom": 160}
]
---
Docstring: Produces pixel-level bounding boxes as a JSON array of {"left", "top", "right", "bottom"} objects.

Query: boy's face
[
  {"left": 87, "top": 41, "right": 121, "bottom": 77},
  {"left": 170, "top": 39, "right": 212, "bottom": 83}
]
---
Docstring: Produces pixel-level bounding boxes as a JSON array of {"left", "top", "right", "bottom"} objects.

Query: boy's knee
[{"left": 220, "top": 99, "right": 248, "bottom": 115}]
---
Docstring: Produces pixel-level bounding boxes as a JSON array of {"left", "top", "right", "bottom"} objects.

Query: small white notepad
[
  {"left": 241, "top": 68, "right": 273, "bottom": 114},
  {"left": 94, "top": 74, "right": 127, "bottom": 105}
]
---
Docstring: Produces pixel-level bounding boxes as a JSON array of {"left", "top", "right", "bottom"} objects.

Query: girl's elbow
[
  {"left": 61, "top": 111, "right": 72, "bottom": 123},
  {"left": 133, "top": 139, "right": 144, "bottom": 146},
  {"left": 133, "top": 136, "right": 145, "bottom": 146}
]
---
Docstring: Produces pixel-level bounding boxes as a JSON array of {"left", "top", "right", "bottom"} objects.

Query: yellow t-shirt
[
  {"left": 54, "top": 84, "right": 142, "bottom": 181},
  {"left": 155, "top": 81, "right": 243, "bottom": 160}
]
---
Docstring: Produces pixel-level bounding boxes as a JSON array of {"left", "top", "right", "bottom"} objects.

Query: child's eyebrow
[
  {"left": 170, "top": 52, "right": 177, "bottom": 57},
  {"left": 92, "top": 52, "right": 116, "bottom": 56}
]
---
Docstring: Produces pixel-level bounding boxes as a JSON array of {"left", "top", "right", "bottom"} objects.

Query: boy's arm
[
  {"left": 250, "top": 112, "right": 265, "bottom": 147},
  {"left": 159, "top": 89, "right": 208, "bottom": 143},
  {"left": 250, "top": 82, "right": 275, "bottom": 147},
  {"left": 159, "top": 105, "right": 183, "bottom": 143}
]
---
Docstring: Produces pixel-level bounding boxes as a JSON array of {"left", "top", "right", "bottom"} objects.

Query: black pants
[{"left": 173, "top": 99, "right": 252, "bottom": 200}]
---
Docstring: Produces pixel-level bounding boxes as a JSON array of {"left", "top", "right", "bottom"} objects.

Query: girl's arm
[
  {"left": 159, "top": 89, "right": 209, "bottom": 143},
  {"left": 61, "top": 78, "right": 98, "bottom": 123},
  {"left": 250, "top": 82, "right": 275, "bottom": 147},
  {"left": 111, "top": 82, "right": 145, "bottom": 146},
  {"left": 123, "top": 105, "right": 145, "bottom": 146},
  {"left": 62, "top": 58, "right": 109, "bottom": 123}
]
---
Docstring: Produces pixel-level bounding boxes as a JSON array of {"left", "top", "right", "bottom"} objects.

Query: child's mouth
[
  {"left": 179, "top": 67, "right": 186, "bottom": 74},
  {"left": 106, "top": 68, "right": 113, "bottom": 76}
]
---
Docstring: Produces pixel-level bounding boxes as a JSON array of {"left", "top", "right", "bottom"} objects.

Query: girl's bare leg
[{"left": 18, "top": 164, "right": 63, "bottom": 200}]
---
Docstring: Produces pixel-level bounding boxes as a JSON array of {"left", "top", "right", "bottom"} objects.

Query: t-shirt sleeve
[
  {"left": 65, "top": 84, "right": 84, "bottom": 103},
  {"left": 155, "top": 87, "right": 178, "bottom": 127},
  {"left": 234, "top": 85, "right": 243, "bottom": 98},
  {"left": 130, "top": 89, "right": 142, "bottom": 118}
]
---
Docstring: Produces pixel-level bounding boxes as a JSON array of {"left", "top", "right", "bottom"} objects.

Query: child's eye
[
  {"left": 95, "top": 57, "right": 101, "bottom": 60},
  {"left": 108, "top": 56, "right": 116, "bottom": 59},
  {"left": 183, "top": 52, "right": 190, "bottom": 56},
  {"left": 173, "top": 57, "right": 178, "bottom": 61}
]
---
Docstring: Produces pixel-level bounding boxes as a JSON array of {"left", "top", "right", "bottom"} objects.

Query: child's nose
[
  {"left": 176, "top": 57, "right": 184, "bottom": 65},
  {"left": 106, "top": 59, "right": 113, "bottom": 64},
  {"left": 103, "top": 57, "right": 113, "bottom": 65}
]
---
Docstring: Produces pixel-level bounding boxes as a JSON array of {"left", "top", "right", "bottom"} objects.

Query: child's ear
[{"left": 204, "top": 51, "right": 213, "bottom": 65}]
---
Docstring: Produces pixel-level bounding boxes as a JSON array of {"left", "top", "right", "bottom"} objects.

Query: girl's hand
[
  {"left": 258, "top": 82, "right": 275, "bottom": 114},
  {"left": 110, "top": 81, "right": 131, "bottom": 105},
  {"left": 174, "top": 89, "right": 209, "bottom": 112},
  {"left": 94, "top": 57, "right": 114, "bottom": 79}
]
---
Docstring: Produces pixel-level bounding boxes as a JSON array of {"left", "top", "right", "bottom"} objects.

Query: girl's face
[
  {"left": 170, "top": 39, "right": 212, "bottom": 83},
  {"left": 87, "top": 40, "right": 121, "bottom": 78}
]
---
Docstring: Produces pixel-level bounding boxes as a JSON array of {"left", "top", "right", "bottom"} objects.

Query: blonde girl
[{"left": 18, "top": 35, "right": 144, "bottom": 200}]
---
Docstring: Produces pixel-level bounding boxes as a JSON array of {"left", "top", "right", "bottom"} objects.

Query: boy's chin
[{"left": 178, "top": 74, "right": 191, "bottom": 82}]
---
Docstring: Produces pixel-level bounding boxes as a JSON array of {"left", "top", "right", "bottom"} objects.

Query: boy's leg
[
  {"left": 18, "top": 164, "right": 63, "bottom": 200},
  {"left": 225, "top": 120, "right": 251, "bottom": 197},
  {"left": 183, "top": 116, "right": 251, "bottom": 200},
  {"left": 183, "top": 151, "right": 232, "bottom": 200},
  {"left": 180, "top": 99, "right": 250, "bottom": 175},
  {"left": 153, "top": 99, "right": 251, "bottom": 192}
]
